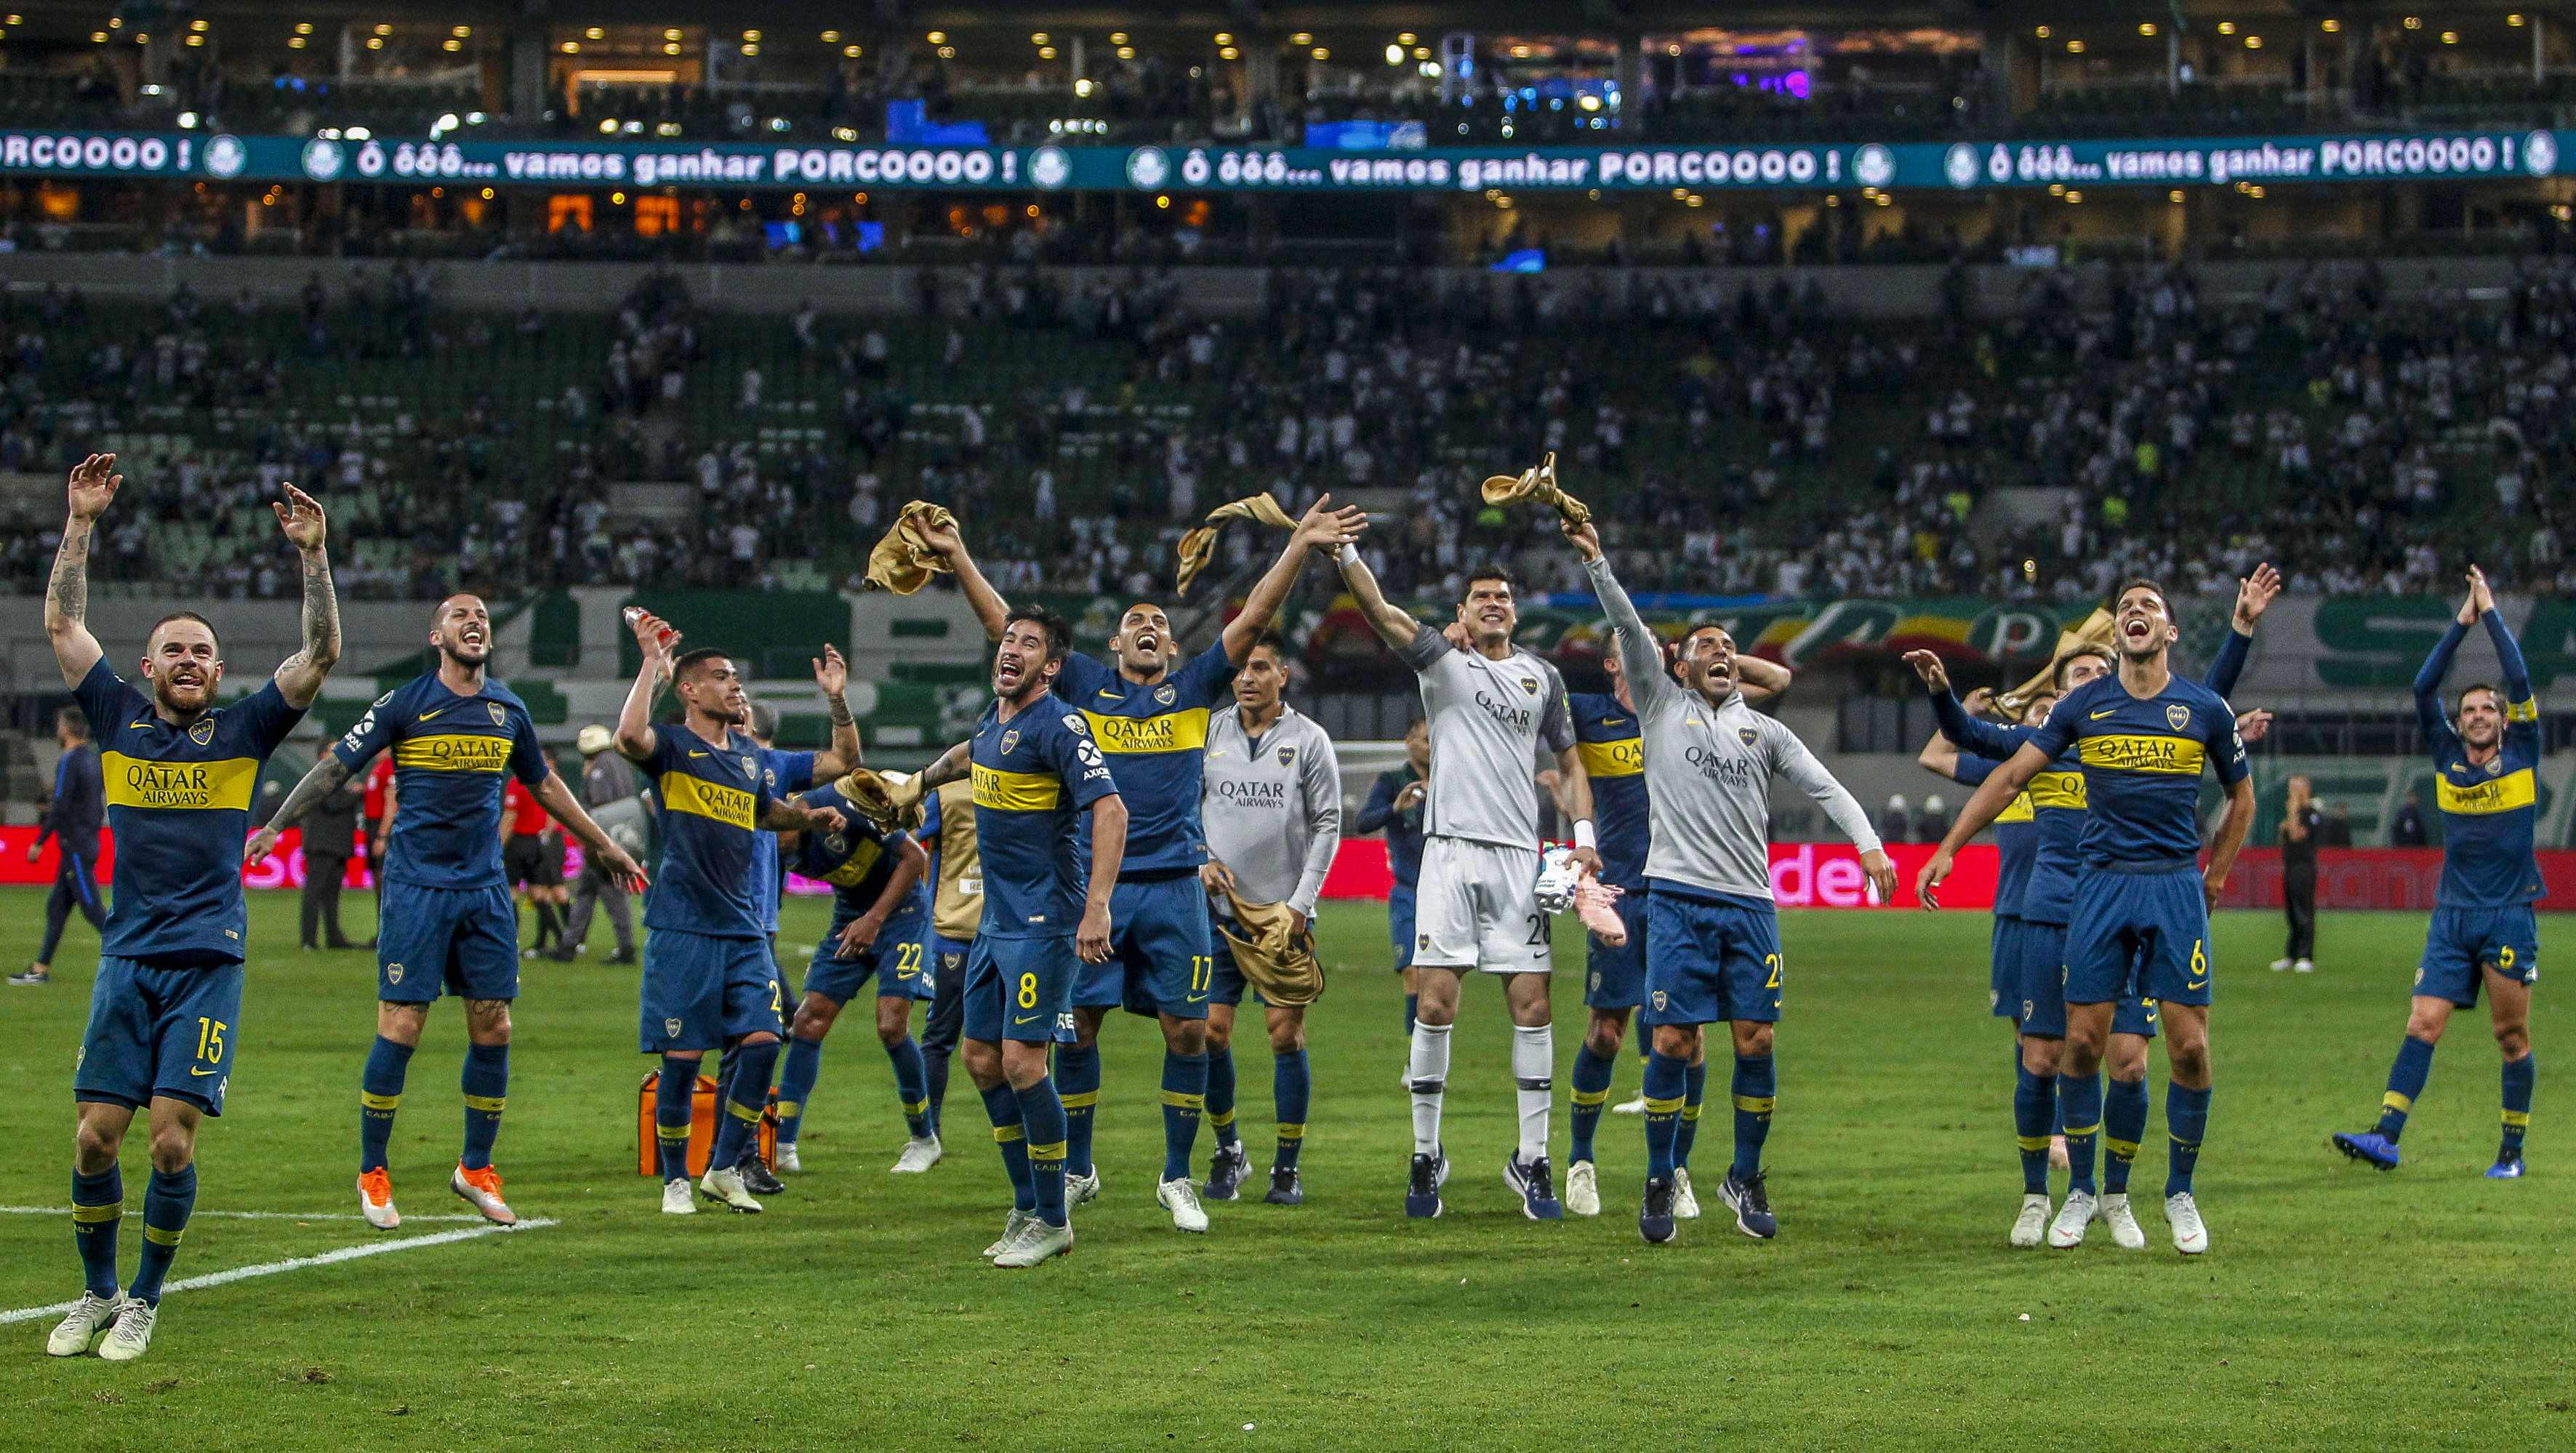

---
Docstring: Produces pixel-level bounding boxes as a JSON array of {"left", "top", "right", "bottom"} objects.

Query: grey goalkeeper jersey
[
  {"left": 1397, "top": 621, "right": 1575, "bottom": 850},
  {"left": 1200, "top": 704, "right": 1341, "bottom": 918},
  {"left": 1585, "top": 554, "right": 1881, "bottom": 901}
]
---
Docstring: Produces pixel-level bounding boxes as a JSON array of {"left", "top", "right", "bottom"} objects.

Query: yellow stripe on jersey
[
  {"left": 2508, "top": 696, "right": 2540, "bottom": 724},
  {"left": 661, "top": 771, "right": 757, "bottom": 829},
  {"left": 102, "top": 752, "right": 260, "bottom": 811},
  {"left": 2028, "top": 770, "right": 2088, "bottom": 809},
  {"left": 820, "top": 840, "right": 888, "bottom": 887},
  {"left": 1082, "top": 707, "right": 1209, "bottom": 754},
  {"left": 973, "top": 764, "right": 1062, "bottom": 812},
  {"left": 2077, "top": 734, "right": 2207, "bottom": 775},
  {"left": 2437, "top": 768, "right": 2537, "bottom": 816},
  {"left": 1577, "top": 736, "right": 1644, "bottom": 778},
  {"left": 1995, "top": 791, "right": 2036, "bottom": 824},
  {"left": 392, "top": 733, "right": 516, "bottom": 773}
]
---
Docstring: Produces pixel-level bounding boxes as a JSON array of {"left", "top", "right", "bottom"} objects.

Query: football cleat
[
  {"left": 1717, "top": 1168, "right": 1777, "bottom": 1239},
  {"left": 2010, "top": 1193, "right": 2051, "bottom": 1248},
  {"left": 697, "top": 1164, "right": 763, "bottom": 1213},
  {"left": 1673, "top": 1166, "right": 1701, "bottom": 1220},
  {"left": 7, "top": 966, "right": 49, "bottom": 986},
  {"left": 97, "top": 1299, "right": 156, "bottom": 1363},
  {"left": 1565, "top": 1159, "right": 1602, "bottom": 1217},
  {"left": 1610, "top": 1092, "right": 1648, "bottom": 1116},
  {"left": 1640, "top": 1177, "right": 1677, "bottom": 1244},
  {"left": 775, "top": 1142, "right": 803, "bottom": 1174},
  {"left": 1204, "top": 1142, "right": 1251, "bottom": 1202},
  {"left": 2048, "top": 1188, "right": 2096, "bottom": 1248},
  {"left": 2487, "top": 1148, "right": 2527, "bottom": 1179},
  {"left": 891, "top": 1135, "right": 943, "bottom": 1174},
  {"left": 1157, "top": 1175, "right": 1210, "bottom": 1233},
  {"left": 45, "top": 1292, "right": 124, "bottom": 1357},
  {"left": 449, "top": 1164, "right": 518, "bottom": 1226},
  {"left": 2331, "top": 1130, "right": 2402, "bottom": 1170},
  {"left": 357, "top": 1167, "right": 401, "bottom": 1230},
  {"left": 1572, "top": 878, "right": 1627, "bottom": 946},
  {"left": 1504, "top": 1153, "right": 1564, "bottom": 1220},
  {"left": 992, "top": 1217, "right": 1073, "bottom": 1268},
  {"left": 737, "top": 1158, "right": 786, "bottom": 1196},
  {"left": 660, "top": 1178, "right": 697, "bottom": 1215},
  {"left": 1405, "top": 1148, "right": 1448, "bottom": 1218},
  {"left": 983, "top": 1207, "right": 1032, "bottom": 1258},
  {"left": 1065, "top": 1166, "right": 1102, "bottom": 1206},
  {"left": 2099, "top": 1192, "right": 2147, "bottom": 1249},
  {"left": 2165, "top": 1191, "right": 2210, "bottom": 1254},
  {"left": 1264, "top": 1166, "right": 1304, "bottom": 1205}
]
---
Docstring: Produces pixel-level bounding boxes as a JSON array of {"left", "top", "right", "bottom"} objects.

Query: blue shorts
[
  {"left": 638, "top": 929, "right": 783, "bottom": 1053},
  {"left": 963, "top": 933, "right": 1078, "bottom": 1045},
  {"left": 2064, "top": 868, "right": 2212, "bottom": 1008},
  {"left": 1586, "top": 890, "right": 1650, "bottom": 1012},
  {"left": 2418, "top": 905, "right": 2541, "bottom": 1006},
  {"left": 2013, "top": 919, "right": 2159, "bottom": 1039},
  {"left": 1074, "top": 875, "right": 1213, "bottom": 1021},
  {"left": 1210, "top": 938, "right": 1250, "bottom": 1007},
  {"left": 1389, "top": 883, "right": 1418, "bottom": 970},
  {"left": 1989, "top": 914, "right": 2027, "bottom": 1019},
  {"left": 377, "top": 879, "right": 520, "bottom": 1004},
  {"left": 802, "top": 904, "right": 934, "bottom": 1005},
  {"left": 76, "top": 957, "right": 245, "bottom": 1116},
  {"left": 920, "top": 935, "right": 971, "bottom": 1055},
  {"left": 1645, "top": 890, "right": 1783, "bottom": 1026}
]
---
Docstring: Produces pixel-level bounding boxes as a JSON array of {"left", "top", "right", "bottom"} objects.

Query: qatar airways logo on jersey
[
  {"left": 122, "top": 761, "right": 219, "bottom": 807},
  {"left": 1472, "top": 689, "right": 1534, "bottom": 733},
  {"left": 1683, "top": 744, "right": 1754, "bottom": 789},
  {"left": 1214, "top": 779, "right": 1288, "bottom": 805}
]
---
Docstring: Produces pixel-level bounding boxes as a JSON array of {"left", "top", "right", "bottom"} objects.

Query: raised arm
[
  {"left": 2203, "top": 562, "right": 2279, "bottom": 700},
  {"left": 615, "top": 609, "right": 675, "bottom": 762},
  {"left": 811, "top": 644, "right": 862, "bottom": 778},
  {"left": 916, "top": 514, "right": 1009, "bottom": 642},
  {"left": 1567, "top": 520, "right": 1672, "bottom": 707},
  {"left": 1916, "top": 739, "right": 2055, "bottom": 909},
  {"left": 2415, "top": 609, "right": 2472, "bottom": 746},
  {"left": 1332, "top": 544, "right": 1428, "bottom": 652},
  {"left": 2472, "top": 565, "right": 2534, "bottom": 712},
  {"left": 1902, "top": 650, "right": 2033, "bottom": 762},
  {"left": 915, "top": 739, "right": 972, "bottom": 792},
  {"left": 46, "top": 454, "right": 118, "bottom": 688},
  {"left": 1735, "top": 653, "right": 1791, "bottom": 704},
  {"left": 1220, "top": 494, "right": 1370, "bottom": 664},
  {"left": 269, "top": 483, "right": 339, "bottom": 709},
  {"left": 535, "top": 769, "right": 648, "bottom": 891}
]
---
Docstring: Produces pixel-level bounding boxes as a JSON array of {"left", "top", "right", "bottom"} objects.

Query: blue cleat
[
  {"left": 2486, "top": 1148, "right": 2526, "bottom": 1179},
  {"left": 1640, "top": 1177, "right": 1677, "bottom": 1244},
  {"left": 1504, "top": 1153, "right": 1563, "bottom": 1220},
  {"left": 2331, "top": 1130, "right": 2402, "bottom": 1170},
  {"left": 1717, "top": 1168, "right": 1778, "bottom": 1239},
  {"left": 1405, "top": 1149, "right": 1448, "bottom": 1218}
]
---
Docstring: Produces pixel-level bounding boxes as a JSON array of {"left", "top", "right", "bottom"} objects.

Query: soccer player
[
  {"left": 2334, "top": 565, "right": 2542, "bottom": 1179},
  {"left": 910, "top": 605, "right": 1123, "bottom": 1266},
  {"left": 252, "top": 593, "right": 646, "bottom": 1231},
  {"left": 1562, "top": 631, "right": 1789, "bottom": 1219},
  {"left": 1331, "top": 543, "right": 1600, "bottom": 1222},
  {"left": 43, "top": 454, "right": 337, "bottom": 1362},
  {"left": 1921, "top": 580, "right": 2257, "bottom": 1255},
  {"left": 923, "top": 499, "right": 1364, "bottom": 1228},
  {"left": 912, "top": 777, "right": 984, "bottom": 1143},
  {"left": 616, "top": 611, "right": 843, "bottom": 1215},
  {"left": 15, "top": 705, "right": 107, "bottom": 986},
  {"left": 1355, "top": 715, "right": 1430, "bottom": 1058},
  {"left": 1197, "top": 630, "right": 1341, "bottom": 1205},
  {"left": 1565, "top": 523, "right": 1891, "bottom": 1242}
]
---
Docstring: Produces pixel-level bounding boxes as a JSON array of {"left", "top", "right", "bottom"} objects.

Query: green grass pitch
[{"left": 0, "top": 886, "right": 2564, "bottom": 1449}]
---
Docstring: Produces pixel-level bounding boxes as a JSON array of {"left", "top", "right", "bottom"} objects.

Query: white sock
[
  {"left": 1408, "top": 1022, "right": 1451, "bottom": 1156},
  {"left": 1512, "top": 1023, "right": 1554, "bottom": 1161}
]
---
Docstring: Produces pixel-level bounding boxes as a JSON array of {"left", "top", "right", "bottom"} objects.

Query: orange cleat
[
  {"left": 450, "top": 1163, "right": 518, "bottom": 1225},
  {"left": 357, "top": 1166, "right": 401, "bottom": 1230}
]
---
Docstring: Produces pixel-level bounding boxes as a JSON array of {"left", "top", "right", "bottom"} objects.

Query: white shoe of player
[
  {"left": 1565, "top": 1160, "right": 1601, "bottom": 1216},
  {"left": 775, "top": 1142, "right": 803, "bottom": 1174},
  {"left": 2099, "top": 1192, "right": 2147, "bottom": 1249},
  {"left": 2293, "top": 958, "right": 2315, "bottom": 974},
  {"left": 2165, "top": 1192, "right": 2210, "bottom": 1255},
  {"left": 984, "top": 1207, "right": 1032, "bottom": 1258},
  {"left": 1157, "top": 1175, "right": 1210, "bottom": 1233},
  {"left": 1609, "top": 1092, "right": 1648, "bottom": 1116},
  {"left": 697, "top": 1164, "right": 763, "bottom": 1213},
  {"left": 660, "top": 1178, "right": 697, "bottom": 1214},
  {"left": 1065, "top": 1166, "right": 1102, "bottom": 1205},
  {"left": 2269, "top": 958, "right": 2294, "bottom": 972},
  {"left": 2048, "top": 1188, "right": 2096, "bottom": 1248},
  {"left": 1672, "top": 1166, "right": 1701, "bottom": 1220},
  {"left": 45, "top": 1292, "right": 124, "bottom": 1357},
  {"left": 2010, "top": 1193, "right": 2052, "bottom": 1247},
  {"left": 97, "top": 1299, "right": 156, "bottom": 1362},
  {"left": 992, "top": 1217, "right": 1073, "bottom": 1268},
  {"left": 891, "top": 1135, "right": 943, "bottom": 1173},
  {"left": 356, "top": 1168, "right": 399, "bottom": 1230}
]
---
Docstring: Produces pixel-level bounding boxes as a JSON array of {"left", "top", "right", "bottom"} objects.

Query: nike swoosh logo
[
  {"left": 2090, "top": 709, "right": 2119, "bottom": 720},
  {"left": 1097, "top": 690, "right": 1118, "bottom": 698},
  {"left": 1013, "top": 1013, "right": 1040, "bottom": 1024},
  {"left": 418, "top": 708, "right": 446, "bottom": 720},
  {"left": 190, "top": 1066, "right": 218, "bottom": 1076},
  {"left": 1602, "top": 718, "right": 1625, "bottom": 725},
  {"left": 1186, "top": 994, "right": 1208, "bottom": 1004},
  {"left": 689, "top": 750, "right": 708, "bottom": 757},
  {"left": 2186, "top": 979, "right": 2207, "bottom": 990}
]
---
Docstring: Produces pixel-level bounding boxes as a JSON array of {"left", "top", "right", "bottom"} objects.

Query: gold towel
[
  {"left": 1174, "top": 492, "right": 1300, "bottom": 597},
  {"left": 1212, "top": 889, "right": 1325, "bottom": 1008},
  {"left": 1480, "top": 451, "right": 1592, "bottom": 525},
  {"left": 860, "top": 502, "right": 958, "bottom": 595},
  {"left": 1998, "top": 608, "right": 2116, "bottom": 715},
  {"left": 828, "top": 768, "right": 929, "bottom": 832}
]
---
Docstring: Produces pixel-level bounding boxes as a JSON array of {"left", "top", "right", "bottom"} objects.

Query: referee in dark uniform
[
  {"left": 2274, "top": 773, "right": 2322, "bottom": 974},
  {"left": 15, "top": 706, "right": 107, "bottom": 986}
]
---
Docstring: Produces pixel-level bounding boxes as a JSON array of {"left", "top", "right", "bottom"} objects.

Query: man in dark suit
[{"left": 299, "top": 770, "right": 366, "bottom": 951}]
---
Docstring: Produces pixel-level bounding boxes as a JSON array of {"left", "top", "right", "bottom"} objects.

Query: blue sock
[
  {"left": 884, "top": 1034, "right": 931, "bottom": 1139},
  {"left": 2503, "top": 1054, "right": 2535, "bottom": 1156},
  {"left": 1274, "top": 1048, "right": 1311, "bottom": 1171},
  {"left": 1403, "top": 993, "right": 1418, "bottom": 1042},
  {"left": 1730, "top": 1055, "right": 1775, "bottom": 1180},
  {"left": 2013, "top": 1063, "right": 2058, "bottom": 1196},
  {"left": 2165, "top": 1082, "right": 2212, "bottom": 1197},
  {"left": 1677, "top": 1060, "right": 1709, "bottom": 1170},
  {"left": 2060, "top": 1072, "right": 2103, "bottom": 1195},
  {"left": 1568, "top": 1045, "right": 1616, "bottom": 1164},
  {"left": 1016, "top": 1076, "right": 1069, "bottom": 1228},
  {"left": 1643, "top": 1051, "right": 1688, "bottom": 1180},
  {"left": 655, "top": 1055, "right": 698, "bottom": 1180},
  {"left": 1055, "top": 1043, "right": 1102, "bottom": 1177},
  {"left": 2104, "top": 1076, "right": 2149, "bottom": 1195},
  {"left": 1206, "top": 1047, "right": 1240, "bottom": 1147},
  {"left": 1161, "top": 1050, "right": 1208, "bottom": 1181},
  {"left": 71, "top": 1165, "right": 121, "bottom": 1298},
  {"left": 2378, "top": 1034, "right": 2437, "bottom": 1140},
  {"left": 709, "top": 1039, "right": 779, "bottom": 1169},
  {"left": 775, "top": 1035, "right": 824, "bottom": 1146},
  {"left": 129, "top": 1165, "right": 196, "bottom": 1306},
  {"left": 460, "top": 1042, "right": 507, "bottom": 1171},
  {"left": 981, "top": 1082, "right": 1034, "bottom": 1212},
  {"left": 360, "top": 1034, "right": 414, "bottom": 1174},
  {"left": 923, "top": 1047, "right": 951, "bottom": 1138}
]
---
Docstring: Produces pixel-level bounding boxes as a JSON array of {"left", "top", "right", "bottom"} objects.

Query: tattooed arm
[
  {"left": 244, "top": 755, "right": 356, "bottom": 866},
  {"left": 269, "top": 483, "right": 340, "bottom": 709},
  {"left": 47, "top": 454, "right": 118, "bottom": 688}
]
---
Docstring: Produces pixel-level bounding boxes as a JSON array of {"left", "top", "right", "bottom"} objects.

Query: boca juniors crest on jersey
[
  {"left": 2166, "top": 703, "right": 2191, "bottom": 730},
  {"left": 1278, "top": 745, "right": 1297, "bottom": 767},
  {"left": 488, "top": 701, "right": 507, "bottom": 726}
]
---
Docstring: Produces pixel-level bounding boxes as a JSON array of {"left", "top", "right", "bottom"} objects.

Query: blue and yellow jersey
[
  {"left": 2415, "top": 616, "right": 2546, "bottom": 907},
  {"left": 332, "top": 674, "right": 550, "bottom": 890},
  {"left": 1357, "top": 765, "right": 1427, "bottom": 889},
  {"left": 638, "top": 726, "right": 773, "bottom": 938},
  {"left": 1570, "top": 691, "right": 1649, "bottom": 889},
  {"left": 2026, "top": 672, "right": 2246, "bottom": 872},
  {"left": 789, "top": 780, "right": 907, "bottom": 914},
  {"left": 750, "top": 746, "right": 818, "bottom": 933},
  {"left": 1952, "top": 753, "right": 2036, "bottom": 918},
  {"left": 1053, "top": 645, "right": 1234, "bottom": 875},
  {"left": 971, "top": 698, "right": 1120, "bottom": 938},
  {"left": 74, "top": 658, "right": 305, "bottom": 966}
]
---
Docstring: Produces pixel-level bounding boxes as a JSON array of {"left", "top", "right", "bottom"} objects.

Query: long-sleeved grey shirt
[
  {"left": 1585, "top": 553, "right": 1881, "bottom": 902},
  {"left": 1200, "top": 703, "right": 1341, "bottom": 919},
  {"left": 1397, "top": 621, "right": 1574, "bottom": 849}
]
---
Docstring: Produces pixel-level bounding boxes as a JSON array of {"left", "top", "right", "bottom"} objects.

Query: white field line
[
  {"left": 0, "top": 1205, "right": 497, "bottom": 1223},
  {"left": 0, "top": 1216, "right": 555, "bottom": 1325}
]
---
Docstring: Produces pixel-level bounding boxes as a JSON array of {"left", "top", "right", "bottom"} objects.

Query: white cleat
[
  {"left": 1565, "top": 1160, "right": 1602, "bottom": 1217},
  {"left": 992, "top": 1217, "right": 1072, "bottom": 1268},
  {"left": 1066, "top": 1167, "right": 1102, "bottom": 1205},
  {"left": 1610, "top": 1092, "right": 1648, "bottom": 1116},
  {"left": 2010, "top": 1193, "right": 2052, "bottom": 1248},
  {"left": 2268, "top": 957, "right": 2294, "bottom": 972},
  {"left": 1157, "top": 1175, "right": 1210, "bottom": 1233},
  {"left": 2293, "top": 958, "right": 2315, "bottom": 974},
  {"left": 2048, "top": 1188, "right": 2096, "bottom": 1248},
  {"left": 775, "top": 1143, "right": 803, "bottom": 1174},
  {"left": 891, "top": 1135, "right": 943, "bottom": 1173},
  {"left": 356, "top": 1169, "right": 400, "bottom": 1230},
  {"left": 2100, "top": 1192, "right": 2147, "bottom": 1249},
  {"left": 449, "top": 1164, "right": 518, "bottom": 1226},
  {"left": 1672, "top": 1167, "right": 1701, "bottom": 1220},
  {"left": 45, "top": 1292, "right": 124, "bottom": 1357},
  {"left": 984, "top": 1208, "right": 1033, "bottom": 1258},
  {"left": 2165, "top": 1192, "right": 2210, "bottom": 1255},
  {"left": 97, "top": 1299, "right": 156, "bottom": 1362},
  {"left": 698, "top": 1164, "right": 763, "bottom": 1213},
  {"left": 660, "top": 1178, "right": 697, "bottom": 1215}
]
